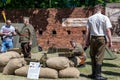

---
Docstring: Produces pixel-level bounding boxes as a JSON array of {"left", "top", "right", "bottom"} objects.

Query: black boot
[{"left": 95, "top": 64, "right": 107, "bottom": 80}]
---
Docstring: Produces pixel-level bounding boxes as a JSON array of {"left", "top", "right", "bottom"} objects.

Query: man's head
[
  {"left": 6, "top": 20, "right": 11, "bottom": 26},
  {"left": 70, "top": 39, "right": 76, "bottom": 48},
  {"left": 23, "top": 17, "right": 29, "bottom": 25},
  {"left": 94, "top": 4, "right": 103, "bottom": 13}
]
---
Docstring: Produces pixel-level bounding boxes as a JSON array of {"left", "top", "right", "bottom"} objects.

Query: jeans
[{"left": 1, "top": 41, "right": 13, "bottom": 52}]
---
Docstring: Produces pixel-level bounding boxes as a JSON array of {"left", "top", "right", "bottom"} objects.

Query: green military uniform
[
  {"left": 19, "top": 24, "right": 34, "bottom": 43},
  {"left": 70, "top": 43, "right": 86, "bottom": 67},
  {"left": 17, "top": 24, "right": 34, "bottom": 58},
  {"left": 72, "top": 44, "right": 85, "bottom": 55}
]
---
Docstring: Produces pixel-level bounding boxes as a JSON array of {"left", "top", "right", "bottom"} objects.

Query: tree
[{"left": 0, "top": 0, "right": 120, "bottom": 9}]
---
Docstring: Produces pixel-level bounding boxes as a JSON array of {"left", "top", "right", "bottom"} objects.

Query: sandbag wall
[
  {"left": 0, "top": 51, "right": 27, "bottom": 75},
  {"left": 15, "top": 57, "right": 80, "bottom": 79},
  {"left": 0, "top": 51, "right": 80, "bottom": 79}
]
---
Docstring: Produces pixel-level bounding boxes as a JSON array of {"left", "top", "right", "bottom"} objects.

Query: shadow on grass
[
  {"left": 103, "top": 63, "right": 120, "bottom": 68},
  {"left": 86, "top": 62, "right": 120, "bottom": 68},
  {"left": 102, "top": 71, "right": 120, "bottom": 76},
  {"left": 80, "top": 74, "right": 88, "bottom": 78}
]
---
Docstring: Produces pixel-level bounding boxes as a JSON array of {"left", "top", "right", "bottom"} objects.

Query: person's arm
[
  {"left": 0, "top": 26, "right": 6, "bottom": 36},
  {"left": 105, "top": 16, "right": 112, "bottom": 48},
  {"left": 29, "top": 25, "right": 34, "bottom": 45},
  {"left": 15, "top": 27, "right": 21, "bottom": 36},
  {"left": 11, "top": 27, "right": 16, "bottom": 36},
  {"left": 106, "top": 28, "right": 112, "bottom": 48},
  {"left": 84, "top": 19, "right": 90, "bottom": 49},
  {"left": 85, "top": 28, "right": 90, "bottom": 47}
]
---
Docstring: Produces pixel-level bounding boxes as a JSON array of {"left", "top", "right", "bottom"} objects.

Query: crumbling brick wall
[{"left": 0, "top": 8, "right": 119, "bottom": 51}]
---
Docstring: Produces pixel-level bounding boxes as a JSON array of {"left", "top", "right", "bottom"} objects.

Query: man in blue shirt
[{"left": 0, "top": 20, "right": 16, "bottom": 53}]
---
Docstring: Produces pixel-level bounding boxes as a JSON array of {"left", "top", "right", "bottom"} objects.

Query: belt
[{"left": 91, "top": 36, "right": 105, "bottom": 39}]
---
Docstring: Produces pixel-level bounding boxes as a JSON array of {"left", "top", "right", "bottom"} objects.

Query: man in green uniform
[
  {"left": 70, "top": 39, "right": 86, "bottom": 67},
  {"left": 15, "top": 17, "right": 34, "bottom": 58}
]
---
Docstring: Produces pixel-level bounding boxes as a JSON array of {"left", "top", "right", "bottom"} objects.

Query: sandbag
[
  {"left": 15, "top": 66, "right": 58, "bottom": 79},
  {"left": 3, "top": 58, "right": 27, "bottom": 75},
  {"left": 39, "top": 67, "right": 58, "bottom": 79},
  {"left": 59, "top": 67, "right": 80, "bottom": 78},
  {"left": 0, "top": 51, "right": 21, "bottom": 66},
  {"left": 8, "top": 48, "right": 21, "bottom": 53},
  {"left": 15, "top": 65, "right": 29, "bottom": 77},
  {"left": 46, "top": 57, "right": 69, "bottom": 70}
]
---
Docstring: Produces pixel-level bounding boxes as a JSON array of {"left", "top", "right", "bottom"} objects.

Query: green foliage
[{"left": 0, "top": 0, "right": 120, "bottom": 9}]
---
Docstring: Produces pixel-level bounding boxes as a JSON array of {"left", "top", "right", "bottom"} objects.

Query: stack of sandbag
[
  {"left": 15, "top": 65, "right": 58, "bottom": 79},
  {"left": 15, "top": 57, "right": 70, "bottom": 79},
  {"left": 46, "top": 57, "right": 80, "bottom": 78},
  {"left": 15, "top": 56, "right": 80, "bottom": 79},
  {"left": 0, "top": 51, "right": 21, "bottom": 67},
  {"left": 3, "top": 58, "right": 27, "bottom": 75}
]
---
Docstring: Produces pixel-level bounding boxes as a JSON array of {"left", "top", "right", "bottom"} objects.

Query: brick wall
[
  {"left": 0, "top": 8, "right": 119, "bottom": 51},
  {"left": 35, "top": 8, "right": 91, "bottom": 50}
]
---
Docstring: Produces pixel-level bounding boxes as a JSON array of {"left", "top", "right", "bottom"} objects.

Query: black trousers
[{"left": 21, "top": 42, "right": 31, "bottom": 58}]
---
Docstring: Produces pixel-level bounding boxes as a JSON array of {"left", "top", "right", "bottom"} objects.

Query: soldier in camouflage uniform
[
  {"left": 15, "top": 17, "right": 34, "bottom": 58},
  {"left": 70, "top": 39, "right": 86, "bottom": 67}
]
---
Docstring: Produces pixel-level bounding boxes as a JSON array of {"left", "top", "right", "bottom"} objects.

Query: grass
[
  {"left": 0, "top": 52, "right": 120, "bottom": 80},
  {"left": 79, "top": 53, "right": 120, "bottom": 80}
]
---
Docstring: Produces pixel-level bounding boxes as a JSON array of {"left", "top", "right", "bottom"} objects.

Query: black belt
[{"left": 91, "top": 36, "right": 105, "bottom": 39}]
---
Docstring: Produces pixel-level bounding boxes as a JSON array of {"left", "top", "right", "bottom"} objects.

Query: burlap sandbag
[
  {"left": 15, "top": 66, "right": 58, "bottom": 79},
  {"left": 3, "top": 58, "right": 27, "bottom": 75},
  {"left": 8, "top": 48, "right": 21, "bottom": 53},
  {"left": 15, "top": 65, "right": 29, "bottom": 77},
  {"left": 39, "top": 67, "right": 58, "bottom": 79},
  {"left": 46, "top": 57, "right": 69, "bottom": 70},
  {"left": 0, "top": 51, "right": 21, "bottom": 66},
  {"left": 59, "top": 67, "right": 80, "bottom": 78}
]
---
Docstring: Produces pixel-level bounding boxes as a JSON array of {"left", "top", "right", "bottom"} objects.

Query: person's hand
[
  {"left": 29, "top": 41, "right": 32, "bottom": 46},
  {"left": 15, "top": 27, "right": 17, "bottom": 31},
  {"left": 108, "top": 42, "right": 112, "bottom": 48},
  {"left": 84, "top": 40, "right": 89, "bottom": 47},
  {"left": 4, "top": 33, "right": 12, "bottom": 36}
]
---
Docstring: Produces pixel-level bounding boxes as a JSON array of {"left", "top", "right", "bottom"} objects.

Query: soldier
[
  {"left": 69, "top": 39, "right": 86, "bottom": 67},
  {"left": 15, "top": 17, "right": 34, "bottom": 58},
  {"left": 85, "top": 4, "right": 112, "bottom": 80}
]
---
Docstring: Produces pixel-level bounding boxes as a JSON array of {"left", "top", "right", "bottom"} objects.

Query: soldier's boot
[{"left": 95, "top": 64, "right": 107, "bottom": 80}]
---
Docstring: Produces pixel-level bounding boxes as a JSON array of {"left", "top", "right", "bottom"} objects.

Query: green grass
[
  {"left": 79, "top": 53, "right": 120, "bottom": 80},
  {"left": 0, "top": 52, "right": 120, "bottom": 80}
]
